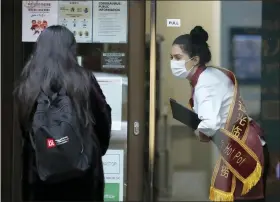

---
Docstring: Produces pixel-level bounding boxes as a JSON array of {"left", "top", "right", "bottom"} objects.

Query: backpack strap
[{"left": 29, "top": 132, "right": 36, "bottom": 150}]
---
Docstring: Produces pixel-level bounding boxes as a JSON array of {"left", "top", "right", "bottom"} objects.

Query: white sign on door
[
  {"left": 58, "top": 1, "right": 93, "bottom": 43},
  {"left": 92, "top": 1, "right": 128, "bottom": 43},
  {"left": 102, "top": 149, "right": 124, "bottom": 201},
  {"left": 167, "top": 19, "right": 181, "bottom": 27},
  {"left": 95, "top": 75, "right": 123, "bottom": 131}
]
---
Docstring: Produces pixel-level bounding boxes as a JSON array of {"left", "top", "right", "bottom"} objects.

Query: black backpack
[{"left": 29, "top": 88, "right": 95, "bottom": 183}]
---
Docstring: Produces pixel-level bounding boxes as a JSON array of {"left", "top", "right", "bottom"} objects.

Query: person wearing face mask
[{"left": 170, "top": 26, "right": 269, "bottom": 202}]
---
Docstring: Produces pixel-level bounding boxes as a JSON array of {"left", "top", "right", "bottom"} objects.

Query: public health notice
[
  {"left": 92, "top": 1, "right": 128, "bottom": 43},
  {"left": 58, "top": 1, "right": 93, "bottom": 43},
  {"left": 102, "top": 150, "right": 124, "bottom": 201},
  {"left": 22, "top": 1, "right": 59, "bottom": 42}
]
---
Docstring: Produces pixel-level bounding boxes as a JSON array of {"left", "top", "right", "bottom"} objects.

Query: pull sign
[
  {"left": 167, "top": 19, "right": 181, "bottom": 27},
  {"left": 134, "top": 121, "right": 140, "bottom": 135}
]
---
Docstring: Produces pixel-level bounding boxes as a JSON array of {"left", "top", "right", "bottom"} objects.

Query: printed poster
[
  {"left": 58, "top": 1, "right": 92, "bottom": 43},
  {"left": 95, "top": 76, "right": 123, "bottom": 131},
  {"left": 102, "top": 150, "right": 124, "bottom": 201},
  {"left": 92, "top": 1, "right": 128, "bottom": 43},
  {"left": 22, "top": 1, "right": 59, "bottom": 42}
]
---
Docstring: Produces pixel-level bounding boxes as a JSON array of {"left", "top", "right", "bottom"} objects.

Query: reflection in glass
[{"left": 233, "top": 35, "right": 262, "bottom": 80}]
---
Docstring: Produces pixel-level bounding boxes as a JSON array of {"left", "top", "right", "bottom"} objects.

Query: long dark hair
[{"left": 14, "top": 25, "right": 92, "bottom": 128}]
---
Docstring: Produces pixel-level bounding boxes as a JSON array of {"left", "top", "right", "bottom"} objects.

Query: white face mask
[{"left": 170, "top": 58, "right": 194, "bottom": 78}]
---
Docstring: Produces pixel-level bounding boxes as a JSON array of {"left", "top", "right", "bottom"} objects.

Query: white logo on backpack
[{"left": 55, "top": 136, "right": 69, "bottom": 145}]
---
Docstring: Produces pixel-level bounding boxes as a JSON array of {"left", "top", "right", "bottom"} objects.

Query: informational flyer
[
  {"left": 22, "top": 1, "right": 59, "bottom": 42},
  {"left": 92, "top": 1, "right": 128, "bottom": 43},
  {"left": 58, "top": 1, "right": 92, "bottom": 43},
  {"left": 95, "top": 76, "right": 122, "bottom": 130},
  {"left": 102, "top": 150, "right": 124, "bottom": 201}
]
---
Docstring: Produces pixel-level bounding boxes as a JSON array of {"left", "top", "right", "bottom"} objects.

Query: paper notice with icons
[
  {"left": 102, "top": 150, "right": 124, "bottom": 201},
  {"left": 58, "top": 1, "right": 92, "bottom": 43}
]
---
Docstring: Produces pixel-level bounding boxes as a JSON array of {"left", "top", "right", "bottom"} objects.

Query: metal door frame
[
  {"left": 126, "top": 0, "right": 147, "bottom": 201},
  {"left": 1, "top": 0, "right": 23, "bottom": 201},
  {"left": 147, "top": 0, "right": 157, "bottom": 201}
]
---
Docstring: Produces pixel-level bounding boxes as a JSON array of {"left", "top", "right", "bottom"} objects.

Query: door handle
[{"left": 134, "top": 121, "right": 140, "bottom": 135}]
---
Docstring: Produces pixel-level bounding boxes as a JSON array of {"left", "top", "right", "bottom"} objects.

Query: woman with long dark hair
[{"left": 14, "top": 25, "right": 111, "bottom": 201}]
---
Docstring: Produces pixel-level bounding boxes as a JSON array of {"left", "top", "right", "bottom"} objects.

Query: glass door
[
  {"left": 6, "top": 1, "right": 147, "bottom": 201},
  {"left": 150, "top": 0, "right": 280, "bottom": 201}
]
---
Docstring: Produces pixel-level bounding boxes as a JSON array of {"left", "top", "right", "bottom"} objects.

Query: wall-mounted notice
[
  {"left": 58, "top": 1, "right": 92, "bottom": 43},
  {"left": 102, "top": 53, "right": 126, "bottom": 69},
  {"left": 22, "top": 1, "right": 58, "bottom": 42},
  {"left": 102, "top": 150, "right": 124, "bottom": 201},
  {"left": 95, "top": 76, "right": 122, "bottom": 130},
  {"left": 92, "top": 1, "right": 127, "bottom": 43}
]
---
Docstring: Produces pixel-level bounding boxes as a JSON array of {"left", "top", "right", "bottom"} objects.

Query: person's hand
[{"left": 199, "top": 131, "right": 211, "bottom": 142}]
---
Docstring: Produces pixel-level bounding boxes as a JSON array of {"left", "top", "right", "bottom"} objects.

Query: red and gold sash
[{"left": 189, "top": 67, "right": 262, "bottom": 201}]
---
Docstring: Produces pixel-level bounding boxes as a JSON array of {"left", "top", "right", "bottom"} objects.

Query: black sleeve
[{"left": 90, "top": 75, "right": 112, "bottom": 156}]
